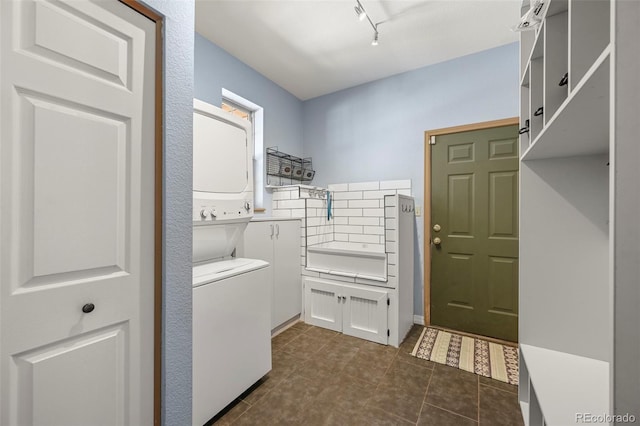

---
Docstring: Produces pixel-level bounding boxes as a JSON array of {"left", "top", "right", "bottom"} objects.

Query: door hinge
[
  {"left": 387, "top": 329, "right": 390, "bottom": 337},
  {"left": 429, "top": 135, "right": 436, "bottom": 145},
  {"left": 387, "top": 298, "right": 390, "bottom": 306}
]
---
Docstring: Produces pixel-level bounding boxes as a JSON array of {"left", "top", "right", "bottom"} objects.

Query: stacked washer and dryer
[{"left": 191, "top": 99, "right": 271, "bottom": 426}]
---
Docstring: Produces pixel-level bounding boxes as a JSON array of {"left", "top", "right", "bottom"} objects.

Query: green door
[{"left": 430, "top": 125, "right": 519, "bottom": 342}]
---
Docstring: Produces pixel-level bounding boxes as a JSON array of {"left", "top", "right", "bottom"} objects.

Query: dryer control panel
[{"left": 193, "top": 197, "right": 253, "bottom": 222}]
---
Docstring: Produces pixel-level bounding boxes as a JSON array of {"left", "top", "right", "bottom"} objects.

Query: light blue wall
[
  {"left": 192, "top": 36, "right": 518, "bottom": 318},
  {"left": 302, "top": 43, "right": 520, "bottom": 317},
  {"left": 194, "top": 33, "right": 304, "bottom": 215},
  {"left": 143, "top": 1, "right": 194, "bottom": 425}
]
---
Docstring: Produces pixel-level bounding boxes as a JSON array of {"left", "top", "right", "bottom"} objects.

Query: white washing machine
[{"left": 191, "top": 100, "right": 271, "bottom": 426}]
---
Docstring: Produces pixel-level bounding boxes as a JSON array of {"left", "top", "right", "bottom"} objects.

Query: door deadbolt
[{"left": 433, "top": 224, "right": 441, "bottom": 232}]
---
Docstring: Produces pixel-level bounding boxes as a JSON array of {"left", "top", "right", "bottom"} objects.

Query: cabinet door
[
  {"left": 342, "top": 286, "right": 389, "bottom": 345},
  {"left": 273, "top": 221, "right": 302, "bottom": 327},
  {"left": 241, "top": 222, "right": 276, "bottom": 327},
  {"left": 241, "top": 221, "right": 275, "bottom": 264},
  {"left": 304, "top": 278, "right": 342, "bottom": 332}
]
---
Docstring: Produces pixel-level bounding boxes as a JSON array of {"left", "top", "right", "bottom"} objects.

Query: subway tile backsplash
[{"left": 270, "top": 180, "right": 411, "bottom": 269}]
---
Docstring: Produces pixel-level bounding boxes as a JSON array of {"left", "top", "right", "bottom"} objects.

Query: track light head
[{"left": 354, "top": 1, "right": 381, "bottom": 46}]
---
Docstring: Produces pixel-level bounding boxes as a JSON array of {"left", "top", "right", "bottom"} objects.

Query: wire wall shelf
[{"left": 266, "top": 147, "right": 315, "bottom": 186}]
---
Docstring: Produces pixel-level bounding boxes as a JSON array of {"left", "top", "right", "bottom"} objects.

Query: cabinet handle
[
  {"left": 276, "top": 224, "right": 280, "bottom": 238},
  {"left": 534, "top": 107, "right": 543, "bottom": 117},
  {"left": 270, "top": 224, "right": 274, "bottom": 238}
]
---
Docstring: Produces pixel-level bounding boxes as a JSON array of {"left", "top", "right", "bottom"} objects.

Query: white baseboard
[{"left": 413, "top": 315, "right": 425, "bottom": 325}]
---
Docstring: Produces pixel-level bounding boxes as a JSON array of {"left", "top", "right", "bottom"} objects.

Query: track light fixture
[
  {"left": 354, "top": 0, "right": 381, "bottom": 46},
  {"left": 354, "top": 3, "right": 366, "bottom": 21}
]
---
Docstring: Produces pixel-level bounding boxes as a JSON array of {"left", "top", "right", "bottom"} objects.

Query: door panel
[
  {"left": 241, "top": 222, "right": 276, "bottom": 328},
  {"left": 487, "top": 257, "right": 518, "bottom": 315},
  {"left": 489, "top": 171, "right": 518, "bottom": 239},
  {"left": 304, "top": 279, "right": 341, "bottom": 332},
  {"left": 29, "top": 94, "right": 127, "bottom": 279},
  {"left": 446, "top": 254, "right": 474, "bottom": 309},
  {"left": 273, "top": 221, "right": 302, "bottom": 326},
  {"left": 1, "top": 1, "right": 156, "bottom": 424},
  {"left": 448, "top": 174, "right": 474, "bottom": 236},
  {"left": 431, "top": 125, "right": 519, "bottom": 341},
  {"left": 342, "top": 285, "right": 388, "bottom": 345},
  {"left": 14, "top": 325, "right": 127, "bottom": 426}
]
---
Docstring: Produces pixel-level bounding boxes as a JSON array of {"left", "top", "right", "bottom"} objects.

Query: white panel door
[
  {"left": 0, "top": 1, "right": 156, "bottom": 425},
  {"left": 273, "top": 220, "right": 301, "bottom": 327},
  {"left": 303, "top": 278, "right": 342, "bottom": 332},
  {"left": 342, "top": 286, "right": 388, "bottom": 345}
]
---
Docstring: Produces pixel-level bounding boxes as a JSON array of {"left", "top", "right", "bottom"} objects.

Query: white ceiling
[{"left": 195, "top": 0, "right": 521, "bottom": 100}]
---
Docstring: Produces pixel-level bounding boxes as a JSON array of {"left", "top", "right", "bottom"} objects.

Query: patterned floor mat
[{"left": 411, "top": 327, "right": 518, "bottom": 385}]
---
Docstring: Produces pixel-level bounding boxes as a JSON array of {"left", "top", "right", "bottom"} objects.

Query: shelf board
[
  {"left": 546, "top": 0, "right": 568, "bottom": 18},
  {"left": 521, "top": 63, "right": 530, "bottom": 88},
  {"left": 521, "top": 46, "right": 610, "bottom": 161},
  {"left": 520, "top": 344, "right": 609, "bottom": 426},
  {"left": 530, "top": 22, "right": 545, "bottom": 61},
  {"left": 519, "top": 401, "right": 530, "bottom": 426}
]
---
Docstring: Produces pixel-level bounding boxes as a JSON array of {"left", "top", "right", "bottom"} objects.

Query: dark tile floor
[{"left": 208, "top": 323, "right": 525, "bottom": 426}]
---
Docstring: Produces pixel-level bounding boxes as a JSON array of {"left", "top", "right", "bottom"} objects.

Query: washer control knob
[
  {"left": 210, "top": 209, "right": 217, "bottom": 218},
  {"left": 200, "top": 209, "right": 209, "bottom": 219},
  {"left": 244, "top": 202, "right": 251, "bottom": 211}
]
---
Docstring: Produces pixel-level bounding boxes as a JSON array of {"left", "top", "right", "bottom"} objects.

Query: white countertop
[{"left": 250, "top": 216, "right": 302, "bottom": 222}]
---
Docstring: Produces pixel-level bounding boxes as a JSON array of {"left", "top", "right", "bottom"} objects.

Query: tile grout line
[
  {"left": 479, "top": 381, "right": 518, "bottom": 395},
  {"left": 419, "top": 364, "right": 480, "bottom": 424},
  {"left": 415, "top": 368, "right": 435, "bottom": 425},
  {"left": 422, "top": 402, "right": 479, "bottom": 424},
  {"left": 361, "top": 346, "right": 400, "bottom": 413}
]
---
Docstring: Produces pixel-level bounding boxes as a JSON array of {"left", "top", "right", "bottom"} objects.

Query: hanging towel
[{"left": 327, "top": 191, "right": 332, "bottom": 221}]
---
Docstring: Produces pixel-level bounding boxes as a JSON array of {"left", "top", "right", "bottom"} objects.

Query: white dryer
[{"left": 191, "top": 99, "right": 271, "bottom": 426}]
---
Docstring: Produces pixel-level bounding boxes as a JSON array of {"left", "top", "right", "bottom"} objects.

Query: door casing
[
  {"left": 117, "top": 2, "right": 164, "bottom": 424},
  {"left": 423, "top": 117, "right": 519, "bottom": 327}
]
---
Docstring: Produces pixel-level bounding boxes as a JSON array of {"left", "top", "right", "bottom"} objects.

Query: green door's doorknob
[{"left": 433, "top": 237, "right": 442, "bottom": 246}]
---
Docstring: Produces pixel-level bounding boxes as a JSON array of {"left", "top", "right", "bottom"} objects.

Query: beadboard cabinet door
[
  {"left": 304, "top": 277, "right": 389, "bottom": 344},
  {"left": 242, "top": 220, "right": 301, "bottom": 329}
]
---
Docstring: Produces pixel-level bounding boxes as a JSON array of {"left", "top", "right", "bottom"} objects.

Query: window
[
  {"left": 221, "top": 100, "right": 251, "bottom": 121},
  {"left": 221, "top": 89, "right": 264, "bottom": 210}
]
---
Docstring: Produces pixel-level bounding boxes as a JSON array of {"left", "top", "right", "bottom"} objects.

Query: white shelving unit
[{"left": 518, "top": 0, "right": 640, "bottom": 424}]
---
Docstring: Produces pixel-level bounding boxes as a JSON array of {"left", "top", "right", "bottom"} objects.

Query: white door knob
[{"left": 433, "top": 237, "right": 442, "bottom": 246}]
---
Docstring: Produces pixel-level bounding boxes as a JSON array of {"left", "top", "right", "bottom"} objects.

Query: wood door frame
[
  {"left": 423, "top": 117, "right": 519, "bottom": 326},
  {"left": 117, "top": 1, "right": 163, "bottom": 425}
]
